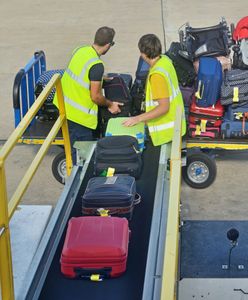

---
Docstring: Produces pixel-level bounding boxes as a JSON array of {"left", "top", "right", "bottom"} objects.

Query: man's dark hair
[
  {"left": 138, "top": 34, "right": 162, "bottom": 59},
  {"left": 94, "top": 26, "right": 115, "bottom": 46}
]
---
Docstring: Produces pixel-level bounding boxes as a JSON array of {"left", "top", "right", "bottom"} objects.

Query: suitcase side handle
[
  {"left": 134, "top": 193, "right": 141, "bottom": 205},
  {"left": 74, "top": 267, "right": 112, "bottom": 281}
]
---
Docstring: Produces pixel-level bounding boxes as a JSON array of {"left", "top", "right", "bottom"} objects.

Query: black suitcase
[
  {"left": 82, "top": 175, "right": 141, "bottom": 220},
  {"left": 107, "top": 73, "right": 132, "bottom": 89},
  {"left": 180, "top": 18, "right": 232, "bottom": 61},
  {"left": 220, "top": 69, "right": 248, "bottom": 106},
  {"left": 99, "top": 74, "right": 133, "bottom": 135},
  {"left": 94, "top": 136, "right": 142, "bottom": 178},
  {"left": 165, "top": 42, "right": 196, "bottom": 87}
]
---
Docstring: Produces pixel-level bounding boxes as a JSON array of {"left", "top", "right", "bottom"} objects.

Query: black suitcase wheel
[
  {"left": 52, "top": 151, "right": 66, "bottom": 184},
  {"left": 182, "top": 152, "right": 216, "bottom": 189}
]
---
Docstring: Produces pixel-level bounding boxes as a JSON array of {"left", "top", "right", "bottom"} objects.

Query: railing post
[
  {"left": 0, "top": 161, "right": 14, "bottom": 300},
  {"left": 160, "top": 106, "right": 183, "bottom": 300},
  {"left": 56, "top": 79, "right": 73, "bottom": 177}
]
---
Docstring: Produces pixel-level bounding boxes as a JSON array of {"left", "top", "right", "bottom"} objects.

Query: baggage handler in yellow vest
[
  {"left": 123, "top": 34, "right": 186, "bottom": 146},
  {"left": 53, "top": 26, "right": 123, "bottom": 163}
]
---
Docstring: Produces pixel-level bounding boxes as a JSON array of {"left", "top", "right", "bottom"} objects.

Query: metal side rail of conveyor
[{"left": 19, "top": 107, "right": 183, "bottom": 300}]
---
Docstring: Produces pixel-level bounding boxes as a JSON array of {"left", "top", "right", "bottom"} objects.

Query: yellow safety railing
[
  {"left": 0, "top": 74, "right": 72, "bottom": 300},
  {"left": 160, "top": 106, "right": 183, "bottom": 300}
]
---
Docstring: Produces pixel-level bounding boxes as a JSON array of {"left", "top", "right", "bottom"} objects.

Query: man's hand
[
  {"left": 108, "top": 101, "right": 123, "bottom": 114},
  {"left": 122, "top": 116, "right": 141, "bottom": 127}
]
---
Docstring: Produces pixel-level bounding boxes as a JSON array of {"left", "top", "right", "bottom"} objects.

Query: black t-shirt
[{"left": 88, "top": 63, "right": 104, "bottom": 81}]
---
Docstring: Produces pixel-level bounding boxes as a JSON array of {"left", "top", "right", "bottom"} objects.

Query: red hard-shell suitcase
[
  {"left": 60, "top": 216, "right": 129, "bottom": 279},
  {"left": 189, "top": 97, "right": 224, "bottom": 127}
]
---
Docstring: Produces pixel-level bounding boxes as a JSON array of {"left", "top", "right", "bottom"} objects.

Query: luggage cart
[{"left": 13, "top": 51, "right": 67, "bottom": 184}]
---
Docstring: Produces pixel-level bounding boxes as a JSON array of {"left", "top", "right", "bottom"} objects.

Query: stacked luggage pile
[
  {"left": 173, "top": 16, "right": 248, "bottom": 139},
  {"left": 59, "top": 72, "right": 146, "bottom": 280}
]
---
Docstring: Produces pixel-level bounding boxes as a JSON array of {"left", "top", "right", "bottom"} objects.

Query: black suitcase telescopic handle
[{"left": 74, "top": 267, "right": 112, "bottom": 281}]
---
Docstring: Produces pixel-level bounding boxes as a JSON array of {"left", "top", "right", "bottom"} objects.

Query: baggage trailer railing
[
  {"left": 13, "top": 51, "right": 64, "bottom": 146},
  {"left": 13, "top": 51, "right": 46, "bottom": 129},
  {"left": 0, "top": 74, "right": 72, "bottom": 300}
]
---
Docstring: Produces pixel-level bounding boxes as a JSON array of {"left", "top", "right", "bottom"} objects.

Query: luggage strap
[
  {"left": 233, "top": 87, "right": 239, "bottom": 103},
  {"left": 242, "top": 112, "right": 248, "bottom": 135}
]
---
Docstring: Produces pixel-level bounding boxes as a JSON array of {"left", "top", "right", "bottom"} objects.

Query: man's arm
[
  {"left": 123, "top": 98, "right": 170, "bottom": 126},
  {"left": 90, "top": 80, "right": 111, "bottom": 107}
]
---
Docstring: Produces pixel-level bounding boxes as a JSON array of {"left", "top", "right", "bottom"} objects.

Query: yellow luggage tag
[
  {"left": 234, "top": 112, "right": 243, "bottom": 120},
  {"left": 233, "top": 87, "right": 239, "bottom": 102},
  {"left": 200, "top": 120, "right": 207, "bottom": 133},
  {"left": 195, "top": 125, "right": 201, "bottom": 135},
  {"left": 106, "top": 167, "right": 115, "bottom": 177},
  {"left": 90, "top": 274, "right": 102, "bottom": 281},
  {"left": 97, "top": 208, "right": 109, "bottom": 217}
]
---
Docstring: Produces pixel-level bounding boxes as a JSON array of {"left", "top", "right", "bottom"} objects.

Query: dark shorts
[{"left": 67, "top": 120, "right": 93, "bottom": 164}]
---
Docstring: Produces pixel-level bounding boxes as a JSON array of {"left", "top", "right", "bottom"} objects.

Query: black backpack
[
  {"left": 130, "top": 56, "right": 150, "bottom": 115},
  {"left": 165, "top": 42, "right": 196, "bottom": 87},
  {"left": 35, "top": 69, "right": 65, "bottom": 120}
]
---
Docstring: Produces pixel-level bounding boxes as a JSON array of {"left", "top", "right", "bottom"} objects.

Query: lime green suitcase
[{"left": 105, "top": 117, "right": 145, "bottom": 151}]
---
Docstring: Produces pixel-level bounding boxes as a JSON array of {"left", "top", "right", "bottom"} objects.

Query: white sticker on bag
[{"left": 104, "top": 176, "right": 118, "bottom": 184}]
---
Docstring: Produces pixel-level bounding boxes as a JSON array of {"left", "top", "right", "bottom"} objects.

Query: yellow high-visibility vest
[
  {"left": 145, "top": 55, "right": 186, "bottom": 146},
  {"left": 54, "top": 45, "right": 103, "bottom": 129}
]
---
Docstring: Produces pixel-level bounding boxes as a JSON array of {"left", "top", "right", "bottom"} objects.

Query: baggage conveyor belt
[{"left": 22, "top": 141, "right": 170, "bottom": 300}]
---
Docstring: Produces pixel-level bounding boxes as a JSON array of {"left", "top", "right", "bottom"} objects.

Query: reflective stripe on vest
[
  {"left": 145, "top": 85, "right": 180, "bottom": 108},
  {"left": 64, "top": 96, "right": 97, "bottom": 116},
  {"left": 148, "top": 121, "right": 175, "bottom": 133},
  {"left": 65, "top": 57, "right": 99, "bottom": 89},
  {"left": 148, "top": 113, "right": 186, "bottom": 132}
]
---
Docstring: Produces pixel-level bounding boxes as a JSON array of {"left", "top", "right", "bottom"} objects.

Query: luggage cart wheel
[
  {"left": 182, "top": 152, "right": 216, "bottom": 189},
  {"left": 52, "top": 151, "right": 66, "bottom": 184}
]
